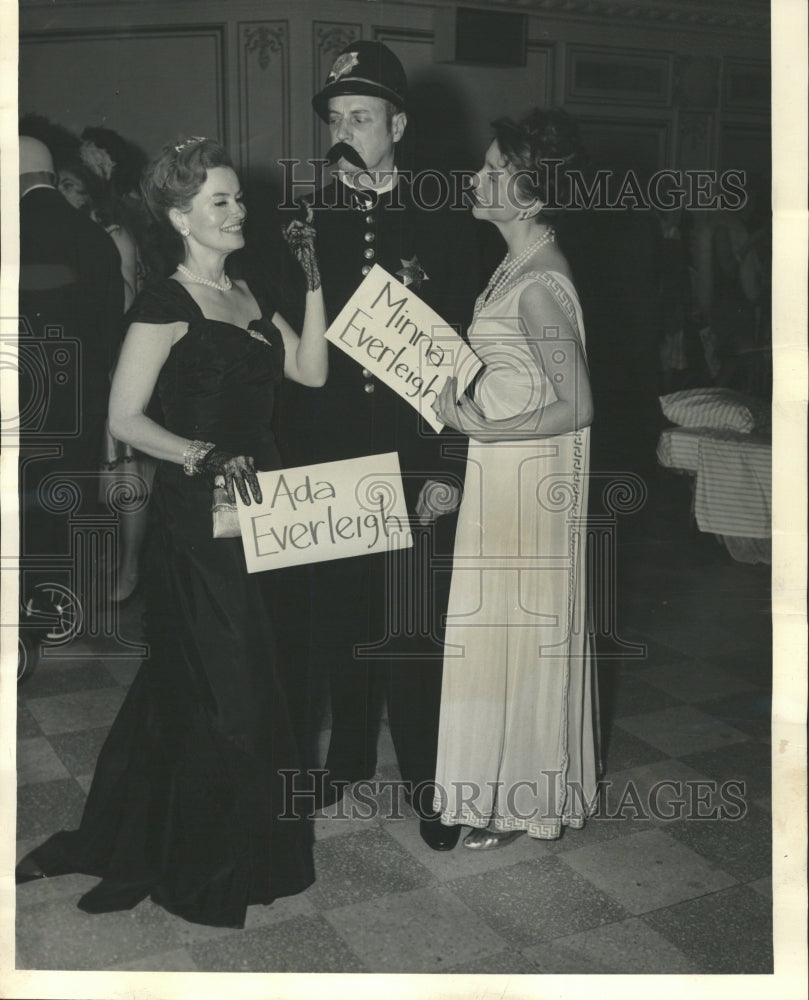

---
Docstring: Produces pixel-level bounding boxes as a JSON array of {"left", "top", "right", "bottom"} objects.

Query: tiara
[{"left": 174, "top": 136, "right": 207, "bottom": 153}]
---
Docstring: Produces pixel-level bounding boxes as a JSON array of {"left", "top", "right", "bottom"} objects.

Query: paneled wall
[{"left": 19, "top": 0, "right": 771, "bottom": 190}]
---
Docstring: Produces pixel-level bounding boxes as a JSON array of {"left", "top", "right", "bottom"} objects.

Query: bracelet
[{"left": 183, "top": 439, "right": 215, "bottom": 477}]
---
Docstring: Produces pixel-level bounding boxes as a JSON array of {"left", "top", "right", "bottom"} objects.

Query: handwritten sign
[
  {"left": 325, "top": 264, "right": 482, "bottom": 432},
  {"left": 237, "top": 452, "right": 413, "bottom": 573}
]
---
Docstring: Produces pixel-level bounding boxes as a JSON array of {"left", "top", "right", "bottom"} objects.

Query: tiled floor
[{"left": 14, "top": 463, "right": 773, "bottom": 975}]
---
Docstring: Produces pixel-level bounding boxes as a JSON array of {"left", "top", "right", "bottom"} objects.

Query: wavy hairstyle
[
  {"left": 140, "top": 137, "right": 234, "bottom": 269},
  {"left": 491, "top": 108, "right": 587, "bottom": 215}
]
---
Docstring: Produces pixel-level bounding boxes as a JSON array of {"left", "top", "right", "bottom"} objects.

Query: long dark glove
[
  {"left": 282, "top": 203, "right": 321, "bottom": 292},
  {"left": 197, "top": 449, "right": 263, "bottom": 506}
]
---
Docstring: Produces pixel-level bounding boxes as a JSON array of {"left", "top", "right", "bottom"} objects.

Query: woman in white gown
[{"left": 432, "top": 109, "right": 600, "bottom": 849}]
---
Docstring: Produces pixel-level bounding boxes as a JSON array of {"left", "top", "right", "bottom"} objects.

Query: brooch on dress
[{"left": 249, "top": 329, "right": 272, "bottom": 347}]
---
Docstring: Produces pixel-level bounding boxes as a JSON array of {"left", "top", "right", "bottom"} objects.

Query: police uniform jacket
[{"left": 277, "top": 176, "right": 480, "bottom": 512}]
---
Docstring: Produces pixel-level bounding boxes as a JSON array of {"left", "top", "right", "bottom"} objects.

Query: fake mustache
[{"left": 325, "top": 142, "right": 368, "bottom": 170}]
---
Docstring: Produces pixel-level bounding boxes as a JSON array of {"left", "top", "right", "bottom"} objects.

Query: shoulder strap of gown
[
  {"left": 519, "top": 270, "right": 586, "bottom": 351},
  {"left": 124, "top": 277, "right": 197, "bottom": 327}
]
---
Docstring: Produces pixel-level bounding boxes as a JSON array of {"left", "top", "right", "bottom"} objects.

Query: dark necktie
[{"left": 350, "top": 189, "right": 378, "bottom": 213}]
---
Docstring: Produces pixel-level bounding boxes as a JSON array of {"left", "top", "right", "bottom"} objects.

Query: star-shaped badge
[
  {"left": 396, "top": 255, "right": 430, "bottom": 290},
  {"left": 328, "top": 51, "right": 359, "bottom": 82}
]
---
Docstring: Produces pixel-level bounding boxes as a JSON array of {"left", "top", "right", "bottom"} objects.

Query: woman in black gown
[{"left": 16, "top": 137, "right": 327, "bottom": 928}]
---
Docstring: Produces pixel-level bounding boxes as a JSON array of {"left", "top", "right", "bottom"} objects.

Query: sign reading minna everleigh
[{"left": 325, "top": 264, "right": 482, "bottom": 432}]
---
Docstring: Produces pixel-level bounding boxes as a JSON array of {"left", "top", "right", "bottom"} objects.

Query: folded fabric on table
[
  {"left": 659, "top": 387, "right": 770, "bottom": 434},
  {"left": 656, "top": 426, "right": 757, "bottom": 474},
  {"left": 693, "top": 432, "right": 771, "bottom": 539}
]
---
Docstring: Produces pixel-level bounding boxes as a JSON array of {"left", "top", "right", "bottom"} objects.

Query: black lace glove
[
  {"left": 282, "top": 203, "right": 321, "bottom": 292},
  {"left": 197, "top": 449, "right": 263, "bottom": 506}
]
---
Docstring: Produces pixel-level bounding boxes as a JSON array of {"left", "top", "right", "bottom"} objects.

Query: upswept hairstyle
[
  {"left": 140, "top": 138, "right": 234, "bottom": 269},
  {"left": 491, "top": 108, "right": 587, "bottom": 214},
  {"left": 141, "top": 137, "right": 233, "bottom": 224}
]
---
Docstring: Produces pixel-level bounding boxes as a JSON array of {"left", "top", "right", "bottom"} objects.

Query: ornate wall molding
[
  {"left": 243, "top": 23, "right": 286, "bottom": 71},
  {"left": 19, "top": 24, "right": 227, "bottom": 153},
  {"left": 576, "top": 115, "right": 672, "bottom": 180},
  {"left": 444, "top": 0, "right": 769, "bottom": 33},
  {"left": 566, "top": 45, "right": 672, "bottom": 107},
  {"left": 673, "top": 55, "right": 719, "bottom": 109},
  {"left": 371, "top": 26, "right": 434, "bottom": 44},
  {"left": 723, "top": 58, "right": 770, "bottom": 112},
  {"left": 314, "top": 22, "right": 363, "bottom": 64},
  {"left": 528, "top": 40, "right": 556, "bottom": 105},
  {"left": 238, "top": 20, "right": 289, "bottom": 174},
  {"left": 676, "top": 110, "right": 713, "bottom": 169},
  {"left": 312, "top": 21, "right": 362, "bottom": 158}
]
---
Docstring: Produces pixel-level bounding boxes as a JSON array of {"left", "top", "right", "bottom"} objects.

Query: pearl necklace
[
  {"left": 477, "top": 229, "right": 555, "bottom": 314},
  {"left": 177, "top": 263, "right": 232, "bottom": 293}
]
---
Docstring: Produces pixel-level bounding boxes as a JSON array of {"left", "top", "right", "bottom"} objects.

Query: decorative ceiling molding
[
  {"left": 17, "top": 0, "right": 771, "bottom": 34},
  {"left": 423, "top": 0, "right": 769, "bottom": 33}
]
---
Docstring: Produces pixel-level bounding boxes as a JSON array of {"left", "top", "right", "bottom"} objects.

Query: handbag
[{"left": 212, "top": 476, "right": 241, "bottom": 538}]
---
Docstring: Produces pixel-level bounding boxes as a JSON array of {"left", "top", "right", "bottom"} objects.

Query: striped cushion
[{"left": 659, "top": 388, "right": 769, "bottom": 434}]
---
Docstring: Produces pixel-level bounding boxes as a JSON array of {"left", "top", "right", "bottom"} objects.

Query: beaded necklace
[
  {"left": 475, "top": 229, "right": 555, "bottom": 316},
  {"left": 177, "top": 263, "right": 232, "bottom": 293}
]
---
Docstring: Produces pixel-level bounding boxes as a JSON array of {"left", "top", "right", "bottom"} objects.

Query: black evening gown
[{"left": 23, "top": 279, "right": 314, "bottom": 928}]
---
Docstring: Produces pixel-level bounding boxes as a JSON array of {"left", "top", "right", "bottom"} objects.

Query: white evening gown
[{"left": 434, "top": 270, "right": 600, "bottom": 839}]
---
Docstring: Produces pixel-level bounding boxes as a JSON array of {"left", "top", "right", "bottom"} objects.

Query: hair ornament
[
  {"left": 174, "top": 136, "right": 208, "bottom": 153},
  {"left": 80, "top": 140, "right": 115, "bottom": 180}
]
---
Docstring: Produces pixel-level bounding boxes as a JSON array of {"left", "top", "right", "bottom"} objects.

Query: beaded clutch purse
[{"left": 212, "top": 476, "right": 240, "bottom": 538}]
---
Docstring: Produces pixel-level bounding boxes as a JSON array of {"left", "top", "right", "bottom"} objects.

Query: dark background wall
[
  {"left": 19, "top": 0, "right": 771, "bottom": 189},
  {"left": 19, "top": 0, "right": 773, "bottom": 472}
]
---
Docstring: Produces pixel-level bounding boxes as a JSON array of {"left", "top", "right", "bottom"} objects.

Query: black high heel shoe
[
  {"left": 15, "top": 856, "right": 48, "bottom": 885},
  {"left": 77, "top": 878, "right": 152, "bottom": 914},
  {"left": 15, "top": 844, "right": 74, "bottom": 885}
]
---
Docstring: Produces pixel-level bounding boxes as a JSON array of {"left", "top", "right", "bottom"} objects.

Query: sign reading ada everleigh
[
  {"left": 324, "top": 264, "right": 482, "bottom": 432},
  {"left": 236, "top": 452, "right": 413, "bottom": 573}
]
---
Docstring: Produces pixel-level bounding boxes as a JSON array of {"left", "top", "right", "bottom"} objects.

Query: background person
[
  {"left": 77, "top": 125, "right": 157, "bottom": 604},
  {"left": 17, "top": 134, "right": 124, "bottom": 667}
]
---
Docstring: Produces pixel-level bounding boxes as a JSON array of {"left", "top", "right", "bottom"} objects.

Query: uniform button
[
  {"left": 364, "top": 382, "right": 375, "bottom": 394},
  {"left": 361, "top": 265, "right": 371, "bottom": 276},
  {"left": 362, "top": 368, "right": 372, "bottom": 378},
  {"left": 364, "top": 231, "right": 375, "bottom": 243},
  {"left": 363, "top": 247, "right": 375, "bottom": 260},
  {"left": 365, "top": 214, "right": 375, "bottom": 225}
]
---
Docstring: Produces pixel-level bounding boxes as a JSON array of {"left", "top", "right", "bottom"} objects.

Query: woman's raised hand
[
  {"left": 283, "top": 203, "right": 321, "bottom": 292},
  {"left": 197, "top": 449, "right": 263, "bottom": 505}
]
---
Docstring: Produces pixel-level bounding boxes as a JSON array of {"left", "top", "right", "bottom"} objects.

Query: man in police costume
[{"left": 275, "top": 41, "right": 481, "bottom": 850}]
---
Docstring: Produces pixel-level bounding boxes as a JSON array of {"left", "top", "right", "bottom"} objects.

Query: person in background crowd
[
  {"left": 17, "top": 135, "right": 124, "bottom": 670},
  {"left": 690, "top": 174, "right": 771, "bottom": 397},
  {"left": 77, "top": 125, "right": 156, "bottom": 604}
]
